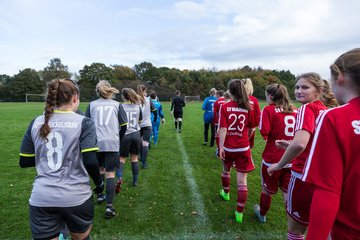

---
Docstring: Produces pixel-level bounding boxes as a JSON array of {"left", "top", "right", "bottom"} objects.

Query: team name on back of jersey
[
  {"left": 352, "top": 120, "right": 360, "bottom": 134},
  {"left": 226, "top": 107, "right": 248, "bottom": 113},
  {"left": 34, "top": 121, "right": 80, "bottom": 129}
]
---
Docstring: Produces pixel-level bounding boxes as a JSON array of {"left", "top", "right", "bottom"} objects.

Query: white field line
[{"left": 175, "top": 133, "right": 211, "bottom": 230}]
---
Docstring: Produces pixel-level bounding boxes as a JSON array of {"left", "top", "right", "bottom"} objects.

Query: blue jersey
[
  {"left": 202, "top": 96, "right": 217, "bottom": 123},
  {"left": 151, "top": 99, "right": 164, "bottom": 124}
]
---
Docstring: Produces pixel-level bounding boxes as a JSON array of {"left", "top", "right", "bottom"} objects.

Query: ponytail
[
  {"left": 266, "top": 84, "right": 294, "bottom": 113},
  {"left": 228, "top": 79, "right": 250, "bottom": 110}
]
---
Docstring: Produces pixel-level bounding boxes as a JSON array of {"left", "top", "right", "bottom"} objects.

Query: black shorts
[
  {"left": 96, "top": 152, "right": 119, "bottom": 172},
  {"left": 140, "top": 126, "right": 152, "bottom": 142},
  {"left": 120, "top": 131, "right": 141, "bottom": 157},
  {"left": 29, "top": 197, "right": 94, "bottom": 240},
  {"left": 174, "top": 110, "right": 183, "bottom": 119}
]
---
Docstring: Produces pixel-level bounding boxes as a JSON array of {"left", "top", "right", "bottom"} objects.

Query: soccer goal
[
  {"left": 184, "top": 95, "right": 200, "bottom": 102},
  {"left": 25, "top": 94, "right": 46, "bottom": 103}
]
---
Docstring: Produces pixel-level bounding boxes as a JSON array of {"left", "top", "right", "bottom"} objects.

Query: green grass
[{"left": 0, "top": 101, "right": 288, "bottom": 239}]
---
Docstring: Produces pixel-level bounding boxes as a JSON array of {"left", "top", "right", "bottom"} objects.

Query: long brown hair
[
  {"left": 266, "top": 83, "right": 294, "bottom": 113},
  {"left": 136, "top": 85, "right": 147, "bottom": 105},
  {"left": 228, "top": 79, "right": 250, "bottom": 110},
  {"left": 40, "top": 78, "right": 79, "bottom": 139},
  {"left": 122, "top": 88, "right": 141, "bottom": 104},
  {"left": 331, "top": 48, "right": 360, "bottom": 95}
]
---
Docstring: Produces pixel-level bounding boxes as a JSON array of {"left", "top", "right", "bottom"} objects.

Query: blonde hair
[
  {"left": 96, "top": 80, "right": 119, "bottom": 99},
  {"left": 122, "top": 88, "right": 141, "bottom": 104},
  {"left": 266, "top": 84, "right": 294, "bottom": 113},
  {"left": 209, "top": 88, "right": 217, "bottom": 95},
  {"left": 241, "top": 78, "right": 254, "bottom": 96}
]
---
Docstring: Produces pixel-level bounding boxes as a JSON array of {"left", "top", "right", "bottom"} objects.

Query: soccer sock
[
  {"left": 175, "top": 121, "right": 178, "bottom": 129},
  {"left": 116, "top": 162, "right": 124, "bottom": 179},
  {"left": 100, "top": 173, "right": 105, "bottom": 183},
  {"left": 179, "top": 121, "right": 182, "bottom": 130},
  {"left": 141, "top": 146, "right": 149, "bottom": 165},
  {"left": 236, "top": 184, "right": 248, "bottom": 213},
  {"left": 106, "top": 177, "right": 115, "bottom": 205},
  {"left": 221, "top": 172, "right": 230, "bottom": 193},
  {"left": 131, "top": 162, "right": 139, "bottom": 183},
  {"left": 287, "top": 231, "right": 304, "bottom": 240},
  {"left": 260, "top": 192, "right": 272, "bottom": 216}
]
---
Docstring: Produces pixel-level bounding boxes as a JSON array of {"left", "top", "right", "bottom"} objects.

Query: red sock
[
  {"left": 260, "top": 192, "right": 272, "bottom": 216},
  {"left": 287, "top": 231, "right": 304, "bottom": 240},
  {"left": 236, "top": 184, "right": 248, "bottom": 213},
  {"left": 221, "top": 172, "right": 230, "bottom": 193}
]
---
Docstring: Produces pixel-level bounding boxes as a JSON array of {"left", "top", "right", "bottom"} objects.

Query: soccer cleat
[
  {"left": 203, "top": 142, "right": 208, "bottom": 145},
  {"left": 254, "top": 204, "right": 266, "bottom": 223},
  {"left": 142, "top": 162, "right": 148, "bottom": 169},
  {"left": 133, "top": 181, "right": 138, "bottom": 187},
  {"left": 219, "top": 189, "right": 230, "bottom": 201},
  {"left": 97, "top": 193, "right": 106, "bottom": 204},
  {"left": 105, "top": 207, "right": 117, "bottom": 219},
  {"left": 235, "top": 211, "right": 243, "bottom": 223},
  {"left": 115, "top": 179, "right": 123, "bottom": 194}
]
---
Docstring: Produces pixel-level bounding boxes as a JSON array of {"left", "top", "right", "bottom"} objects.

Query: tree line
[{"left": 0, "top": 58, "right": 296, "bottom": 102}]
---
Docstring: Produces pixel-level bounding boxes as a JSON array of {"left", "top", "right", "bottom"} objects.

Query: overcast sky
[{"left": 1, "top": 0, "right": 359, "bottom": 79}]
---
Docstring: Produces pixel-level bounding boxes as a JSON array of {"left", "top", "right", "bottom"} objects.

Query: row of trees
[{"left": 0, "top": 58, "right": 296, "bottom": 102}]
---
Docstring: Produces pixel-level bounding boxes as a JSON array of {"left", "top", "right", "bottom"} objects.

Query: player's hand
[
  {"left": 219, "top": 148, "right": 225, "bottom": 161},
  {"left": 94, "top": 181, "right": 104, "bottom": 194},
  {"left": 161, "top": 118, "right": 165, "bottom": 124},
  {"left": 267, "top": 164, "right": 279, "bottom": 176},
  {"left": 275, "top": 140, "right": 290, "bottom": 149}
]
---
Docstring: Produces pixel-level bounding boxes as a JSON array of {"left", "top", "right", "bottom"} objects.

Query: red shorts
[
  {"left": 224, "top": 149, "right": 255, "bottom": 173},
  {"left": 261, "top": 162, "right": 291, "bottom": 194},
  {"left": 287, "top": 172, "right": 314, "bottom": 225}
]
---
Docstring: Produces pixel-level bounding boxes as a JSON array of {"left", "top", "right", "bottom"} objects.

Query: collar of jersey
[{"left": 54, "top": 110, "right": 73, "bottom": 113}]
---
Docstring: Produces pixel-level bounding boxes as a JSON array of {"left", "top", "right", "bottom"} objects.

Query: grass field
[{"left": 0, "top": 101, "right": 288, "bottom": 240}]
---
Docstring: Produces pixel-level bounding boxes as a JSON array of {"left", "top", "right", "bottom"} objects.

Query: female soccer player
[
  {"left": 137, "top": 85, "right": 157, "bottom": 169},
  {"left": 85, "top": 80, "right": 127, "bottom": 218},
  {"left": 253, "top": 84, "right": 297, "bottom": 223},
  {"left": 149, "top": 90, "right": 165, "bottom": 145},
  {"left": 213, "top": 90, "right": 226, "bottom": 155},
  {"left": 218, "top": 79, "right": 257, "bottom": 223},
  {"left": 241, "top": 78, "right": 261, "bottom": 148},
  {"left": 202, "top": 88, "right": 217, "bottom": 146},
  {"left": 116, "top": 88, "right": 143, "bottom": 192},
  {"left": 303, "top": 48, "right": 360, "bottom": 239},
  {"left": 267, "top": 73, "right": 337, "bottom": 240},
  {"left": 19, "top": 78, "right": 103, "bottom": 240}
]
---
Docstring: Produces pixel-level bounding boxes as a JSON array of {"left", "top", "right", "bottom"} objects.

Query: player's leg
[
  {"left": 96, "top": 153, "right": 106, "bottom": 204},
  {"left": 104, "top": 152, "right": 118, "bottom": 218},
  {"left": 235, "top": 171, "right": 248, "bottom": 223},
  {"left": 219, "top": 160, "right": 231, "bottom": 201},
  {"left": 140, "top": 127, "right": 152, "bottom": 169},
  {"left": 210, "top": 122, "right": 215, "bottom": 147},
  {"left": 130, "top": 132, "right": 141, "bottom": 186},
  {"left": 203, "top": 122, "right": 209, "bottom": 144},
  {"left": 153, "top": 121, "right": 160, "bottom": 145}
]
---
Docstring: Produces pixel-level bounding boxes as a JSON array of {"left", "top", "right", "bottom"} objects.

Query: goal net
[
  {"left": 26, "top": 94, "right": 46, "bottom": 103},
  {"left": 184, "top": 95, "right": 200, "bottom": 102}
]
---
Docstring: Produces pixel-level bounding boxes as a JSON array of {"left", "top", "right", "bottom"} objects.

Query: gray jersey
[
  {"left": 140, "top": 97, "right": 152, "bottom": 128},
  {"left": 122, "top": 102, "right": 141, "bottom": 135},
  {"left": 86, "top": 99, "right": 127, "bottom": 151},
  {"left": 20, "top": 111, "right": 99, "bottom": 207}
]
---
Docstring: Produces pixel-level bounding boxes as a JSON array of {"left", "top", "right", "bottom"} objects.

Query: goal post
[
  {"left": 184, "top": 95, "right": 201, "bottom": 103},
  {"left": 25, "top": 94, "right": 46, "bottom": 103}
]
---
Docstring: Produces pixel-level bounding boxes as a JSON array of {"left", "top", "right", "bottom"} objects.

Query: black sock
[
  {"left": 100, "top": 173, "right": 105, "bottom": 183},
  {"left": 106, "top": 177, "right": 115, "bottom": 205},
  {"left": 117, "top": 162, "right": 124, "bottom": 180},
  {"left": 179, "top": 121, "right": 182, "bottom": 130},
  {"left": 131, "top": 162, "right": 139, "bottom": 183},
  {"left": 141, "top": 146, "right": 149, "bottom": 165},
  {"left": 175, "top": 121, "right": 178, "bottom": 129}
]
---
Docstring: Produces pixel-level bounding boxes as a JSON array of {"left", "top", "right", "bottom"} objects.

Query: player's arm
[
  {"left": 218, "top": 105, "right": 227, "bottom": 160},
  {"left": 202, "top": 98, "right": 207, "bottom": 110},
  {"left": 19, "top": 119, "right": 36, "bottom": 168},
  {"left": 268, "top": 129, "right": 310, "bottom": 175},
  {"left": 150, "top": 100, "right": 158, "bottom": 122},
  {"left": 259, "top": 107, "right": 270, "bottom": 140},
  {"left": 118, "top": 104, "right": 128, "bottom": 139},
  {"left": 80, "top": 118, "right": 103, "bottom": 192},
  {"left": 170, "top": 98, "right": 174, "bottom": 111},
  {"left": 306, "top": 188, "right": 340, "bottom": 239}
]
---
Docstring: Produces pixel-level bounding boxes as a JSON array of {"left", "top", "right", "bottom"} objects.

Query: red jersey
[
  {"left": 219, "top": 101, "right": 256, "bottom": 150},
  {"left": 303, "top": 97, "right": 360, "bottom": 238},
  {"left": 213, "top": 97, "right": 226, "bottom": 126},
  {"left": 291, "top": 100, "right": 327, "bottom": 174},
  {"left": 249, "top": 96, "right": 261, "bottom": 148},
  {"left": 259, "top": 104, "right": 297, "bottom": 164}
]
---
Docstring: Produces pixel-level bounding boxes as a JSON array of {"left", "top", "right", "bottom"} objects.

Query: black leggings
[{"left": 204, "top": 122, "right": 215, "bottom": 146}]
